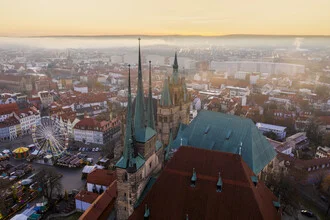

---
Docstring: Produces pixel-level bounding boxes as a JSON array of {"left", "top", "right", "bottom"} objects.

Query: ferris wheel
[{"left": 31, "top": 116, "right": 69, "bottom": 157}]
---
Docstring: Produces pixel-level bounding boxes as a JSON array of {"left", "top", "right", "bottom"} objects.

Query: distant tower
[
  {"left": 115, "top": 40, "right": 164, "bottom": 220},
  {"left": 157, "top": 52, "right": 191, "bottom": 145}
]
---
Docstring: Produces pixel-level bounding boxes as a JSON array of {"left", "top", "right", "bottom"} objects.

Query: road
[{"left": 282, "top": 213, "right": 319, "bottom": 220}]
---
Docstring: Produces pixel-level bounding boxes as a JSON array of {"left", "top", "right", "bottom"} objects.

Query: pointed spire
[
  {"left": 146, "top": 61, "right": 155, "bottom": 129},
  {"left": 123, "top": 65, "right": 135, "bottom": 170},
  {"left": 173, "top": 52, "right": 178, "bottom": 69},
  {"left": 134, "top": 38, "right": 146, "bottom": 130},
  {"left": 144, "top": 204, "right": 150, "bottom": 219},
  {"left": 165, "top": 130, "right": 173, "bottom": 161},
  {"left": 160, "top": 77, "right": 172, "bottom": 106},
  {"left": 217, "top": 172, "right": 223, "bottom": 192},
  {"left": 191, "top": 168, "right": 197, "bottom": 187},
  {"left": 172, "top": 52, "right": 179, "bottom": 84}
]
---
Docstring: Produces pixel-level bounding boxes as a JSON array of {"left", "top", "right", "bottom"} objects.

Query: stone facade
[
  {"left": 157, "top": 102, "right": 190, "bottom": 145},
  {"left": 116, "top": 143, "right": 162, "bottom": 220},
  {"left": 157, "top": 53, "right": 191, "bottom": 145}
]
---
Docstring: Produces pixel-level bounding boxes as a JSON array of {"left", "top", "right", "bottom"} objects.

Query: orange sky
[{"left": 1, "top": 0, "right": 330, "bottom": 36}]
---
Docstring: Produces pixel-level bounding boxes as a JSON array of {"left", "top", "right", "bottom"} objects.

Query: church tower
[
  {"left": 157, "top": 53, "right": 191, "bottom": 145},
  {"left": 115, "top": 39, "right": 163, "bottom": 220}
]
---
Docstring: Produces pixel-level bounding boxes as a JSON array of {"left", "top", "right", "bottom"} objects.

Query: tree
[
  {"left": 38, "top": 167, "right": 62, "bottom": 206},
  {"left": 315, "top": 85, "right": 330, "bottom": 99},
  {"left": 306, "top": 117, "right": 322, "bottom": 146},
  {"left": 265, "top": 173, "right": 300, "bottom": 219},
  {"left": 322, "top": 133, "right": 330, "bottom": 147}
]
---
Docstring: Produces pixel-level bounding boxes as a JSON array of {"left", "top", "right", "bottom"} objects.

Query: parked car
[
  {"left": 321, "top": 195, "right": 328, "bottom": 203},
  {"left": 301, "top": 210, "right": 314, "bottom": 217}
]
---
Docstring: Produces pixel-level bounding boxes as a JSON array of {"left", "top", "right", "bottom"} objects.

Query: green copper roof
[
  {"left": 160, "top": 77, "right": 172, "bottom": 106},
  {"left": 116, "top": 153, "right": 145, "bottom": 170},
  {"left": 147, "top": 61, "right": 155, "bottom": 129},
  {"left": 116, "top": 64, "right": 135, "bottom": 169},
  {"left": 135, "top": 127, "right": 157, "bottom": 143},
  {"left": 172, "top": 110, "right": 277, "bottom": 174},
  {"left": 134, "top": 38, "right": 146, "bottom": 130}
]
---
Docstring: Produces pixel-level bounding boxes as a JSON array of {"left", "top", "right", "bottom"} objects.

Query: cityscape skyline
[{"left": 1, "top": 0, "right": 330, "bottom": 36}]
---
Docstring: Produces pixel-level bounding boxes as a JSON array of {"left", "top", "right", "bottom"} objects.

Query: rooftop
[
  {"left": 87, "top": 169, "right": 116, "bottom": 187},
  {"left": 75, "top": 190, "right": 99, "bottom": 204},
  {"left": 256, "top": 122, "right": 287, "bottom": 131},
  {"left": 129, "top": 146, "right": 280, "bottom": 220},
  {"left": 172, "top": 110, "right": 277, "bottom": 174}
]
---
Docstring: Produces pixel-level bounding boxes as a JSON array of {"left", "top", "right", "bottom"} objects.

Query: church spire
[
  {"left": 160, "top": 76, "right": 172, "bottom": 106},
  {"left": 134, "top": 38, "right": 146, "bottom": 130},
  {"left": 172, "top": 52, "right": 179, "bottom": 84},
  {"left": 122, "top": 65, "right": 135, "bottom": 170},
  {"left": 147, "top": 61, "right": 155, "bottom": 129}
]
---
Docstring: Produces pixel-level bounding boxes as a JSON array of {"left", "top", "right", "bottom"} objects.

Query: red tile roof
[
  {"left": 0, "top": 103, "right": 19, "bottom": 115},
  {"left": 87, "top": 169, "right": 116, "bottom": 187},
  {"left": 75, "top": 190, "right": 99, "bottom": 204},
  {"left": 79, "top": 181, "right": 117, "bottom": 220},
  {"left": 129, "top": 146, "right": 280, "bottom": 220}
]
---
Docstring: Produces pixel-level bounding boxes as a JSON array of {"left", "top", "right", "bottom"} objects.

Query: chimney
[
  {"left": 216, "top": 172, "right": 223, "bottom": 192},
  {"left": 144, "top": 204, "right": 150, "bottom": 219},
  {"left": 190, "top": 168, "right": 197, "bottom": 187}
]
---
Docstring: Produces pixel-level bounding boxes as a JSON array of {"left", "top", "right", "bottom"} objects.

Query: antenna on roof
[
  {"left": 144, "top": 204, "right": 150, "bottom": 219},
  {"left": 238, "top": 142, "right": 243, "bottom": 156}
]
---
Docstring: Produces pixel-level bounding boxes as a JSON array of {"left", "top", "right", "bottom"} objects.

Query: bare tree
[
  {"left": 37, "top": 167, "right": 62, "bottom": 206},
  {"left": 265, "top": 173, "right": 301, "bottom": 219}
]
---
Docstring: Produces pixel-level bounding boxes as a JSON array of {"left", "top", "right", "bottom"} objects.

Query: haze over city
[{"left": 1, "top": 1, "right": 330, "bottom": 220}]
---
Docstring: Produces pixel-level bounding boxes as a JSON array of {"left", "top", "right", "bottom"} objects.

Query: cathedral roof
[
  {"left": 135, "top": 127, "right": 157, "bottom": 143},
  {"left": 129, "top": 146, "right": 280, "bottom": 220},
  {"left": 172, "top": 110, "right": 277, "bottom": 174},
  {"left": 159, "top": 77, "right": 172, "bottom": 106},
  {"left": 116, "top": 153, "right": 146, "bottom": 170}
]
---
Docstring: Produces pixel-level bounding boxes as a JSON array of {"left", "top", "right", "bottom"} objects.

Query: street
[{"left": 282, "top": 213, "right": 319, "bottom": 220}]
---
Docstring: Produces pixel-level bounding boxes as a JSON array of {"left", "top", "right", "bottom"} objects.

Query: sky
[{"left": 1, "top": 0, "right": 330, "bottom": 36}]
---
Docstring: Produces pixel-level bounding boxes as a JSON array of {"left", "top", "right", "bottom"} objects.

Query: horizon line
[{"left": 1, "top": 34, "right": 330, "bottom": 38}]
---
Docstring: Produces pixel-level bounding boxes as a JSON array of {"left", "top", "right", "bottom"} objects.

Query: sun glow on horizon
[{"left": 1, "top": 0, "right": 330, "bottom": 36}]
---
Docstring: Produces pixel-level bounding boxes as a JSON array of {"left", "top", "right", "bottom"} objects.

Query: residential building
[
  {"left": 77, "top": 169, "right": 117, "bottom": 219},
  {"left": 14, "top": 107, "right": 41, "bottom": 134},
  {"left": 129, "top": 146, "right": 281, "bottom": 220},
  {"left": 75, "top": 190, "right": 99, "bottom": 211},
  {"left": 86, "top": 169, "right": 116, "bottom": 193},
  {"left": 73, "top": 117, "right": 120, "bottom": 145},
  {"left": 285, "top": 132, "right": 309, "bottom": 150},
  {"left": 0, "top": 116, "right": 21, "bottom": 141},
  {"left": 38, "top": 91, "right": 54, "bottom": 108},
  {"left": 0, "top": 103, "right": 19, "bottom": 122},
  {"left": 74, "top": 84, "right": 88, "bottom": 93},
  {"left": 315, "top": 146, "right": 330, "bottom": 158},
  {"left": 267, "top": 138, "right": 292, "bottom": 155},
  {"left": 256, "top": 122, "right": 287, "bottom": 140}
]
